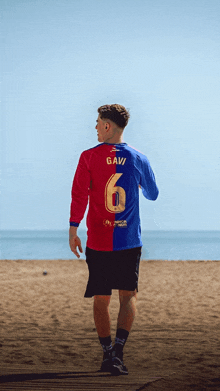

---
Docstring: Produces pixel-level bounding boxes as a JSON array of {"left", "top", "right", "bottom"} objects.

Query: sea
[{"left": 0, "top": 230, "right": 219, "bottom": 260}]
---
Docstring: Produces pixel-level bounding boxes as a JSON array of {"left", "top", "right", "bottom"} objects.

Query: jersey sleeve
[
  {"left": 69, "top": 151, "right": 90, "bottom": 227},
  {"left": 139, "top": 155, "right": 159, "bottom": 201}
]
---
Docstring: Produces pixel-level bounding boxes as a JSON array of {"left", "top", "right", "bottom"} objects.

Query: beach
[{"left": 0, "top": 259, "right": 220, "bottom": 390}]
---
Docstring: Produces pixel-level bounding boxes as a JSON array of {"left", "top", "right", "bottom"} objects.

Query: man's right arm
[
  {"left": 69, "top": 151, "right": 90, "bottom": 226},
  {"left": 69, "top": 226, "right": 83, "bottom": 258}
]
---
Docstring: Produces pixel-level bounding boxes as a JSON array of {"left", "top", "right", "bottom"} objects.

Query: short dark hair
[{"left": 98, "top": 104, "right": 130, "bottom": 129}]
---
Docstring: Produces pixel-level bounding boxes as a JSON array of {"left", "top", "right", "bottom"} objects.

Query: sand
[{"left": 0, "top": 259, "right": 220, "bottom": 390}]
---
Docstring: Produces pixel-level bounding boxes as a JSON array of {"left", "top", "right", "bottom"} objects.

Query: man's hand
[
  {"left": 69, "top": 227, "right": 83, "bottom": 258},
  {"left": 69, "top": 235, "right": 83, "bottom": 258}
]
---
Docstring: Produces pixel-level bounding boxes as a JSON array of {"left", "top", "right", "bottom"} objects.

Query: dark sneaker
[
  {"left": 111, "top": 350, "right": 128, "bottom": 376},
  {"left": 99, "top": 349, "right": 113, "bottom": 372}
]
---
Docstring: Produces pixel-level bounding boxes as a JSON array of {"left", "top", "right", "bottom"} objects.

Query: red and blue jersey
[{"left": 70, "top": 142, "right": 159, "bottom": 251}]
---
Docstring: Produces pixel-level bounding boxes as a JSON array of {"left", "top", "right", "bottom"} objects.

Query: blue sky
[{"left": 1, "top": 0, "right": 220, "bottom": 231}]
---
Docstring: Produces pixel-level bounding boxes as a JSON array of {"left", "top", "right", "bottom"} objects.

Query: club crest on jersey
[
  {"left": 106, "top": 157, "right": 126, "bottom": 165},
  {"left": 103, "top": 219, "right": 112, "bottom": 227}
]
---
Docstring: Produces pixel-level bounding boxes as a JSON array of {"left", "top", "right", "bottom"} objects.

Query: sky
[{"left": 1, "top": 0, "right": 220, "bottom": 231}]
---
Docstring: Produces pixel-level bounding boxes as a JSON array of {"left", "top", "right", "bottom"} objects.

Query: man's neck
[{"left": 104, "top": 137, "right": 124, "bottom": 144}]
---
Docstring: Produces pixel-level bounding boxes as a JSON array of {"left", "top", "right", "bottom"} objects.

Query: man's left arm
[{"left": 140, "top": 156, "right": 159, "bottom": 201}]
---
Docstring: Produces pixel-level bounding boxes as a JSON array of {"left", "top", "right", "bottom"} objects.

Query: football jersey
[{"left": 70, "top": 142, "right": 159, "bottom": 251}]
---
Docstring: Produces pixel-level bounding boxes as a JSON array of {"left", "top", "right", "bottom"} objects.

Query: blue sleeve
[{"left": 139, "top": 156, "right": 159, "bottom": 201}]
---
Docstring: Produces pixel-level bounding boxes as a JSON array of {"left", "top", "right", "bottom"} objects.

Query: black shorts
[{"left": 84, "top": 246, "right": 142, "bottom": 298}]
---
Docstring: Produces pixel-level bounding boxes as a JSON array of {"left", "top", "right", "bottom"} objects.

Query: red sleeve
[{"left": 69, "top": 151, "right": 90, "bottom": 226}]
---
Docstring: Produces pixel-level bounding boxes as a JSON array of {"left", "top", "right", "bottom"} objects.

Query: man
[{"left": 69, "top": 104, "right": 159, "bottom": 375}]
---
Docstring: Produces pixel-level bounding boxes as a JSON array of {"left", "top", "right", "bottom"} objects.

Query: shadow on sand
[{"left": 0, "top": 370, "right": 112, "bottom": 384}]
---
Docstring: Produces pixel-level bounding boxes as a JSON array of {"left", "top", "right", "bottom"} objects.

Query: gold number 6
[{"left": 105, "top": 173, "right": 126, "bottom": 213}]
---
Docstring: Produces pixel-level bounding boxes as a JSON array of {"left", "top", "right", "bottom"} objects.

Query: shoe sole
[{"left": 111, "top": 365, "right": 128, "bottom": 376}]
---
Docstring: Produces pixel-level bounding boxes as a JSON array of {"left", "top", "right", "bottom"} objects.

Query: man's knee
[
  {"left": 94, "top": 295, "right": 111, "bottom": 307},
  {"left": 119, "top": 290, "right": 137, "bottom": 302}
]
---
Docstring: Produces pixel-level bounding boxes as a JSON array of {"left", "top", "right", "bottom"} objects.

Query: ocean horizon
[{"left": 0, "top": 230, "right": 219, "bottom": 261}]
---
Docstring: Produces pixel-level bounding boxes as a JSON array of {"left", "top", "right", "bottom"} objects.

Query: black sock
[
  {"left": 99, "top": 335, "right": 113, "bottom": 353},
  {"left": 114, "top": 328, "right": 129, "bottom": 354}
]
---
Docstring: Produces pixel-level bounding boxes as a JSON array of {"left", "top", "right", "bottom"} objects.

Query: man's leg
[
  {"left": 94, "top": 295, "right": 113, "bottom": 372},
  {"left": 117, "top": 289, "right": 137, "bottom": 331},
  {"left": 94, "top": 295, "right": 111, "bottom": 337},
  {"left": 111, "top": 290, "right": 137, "bottom": 375}
]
